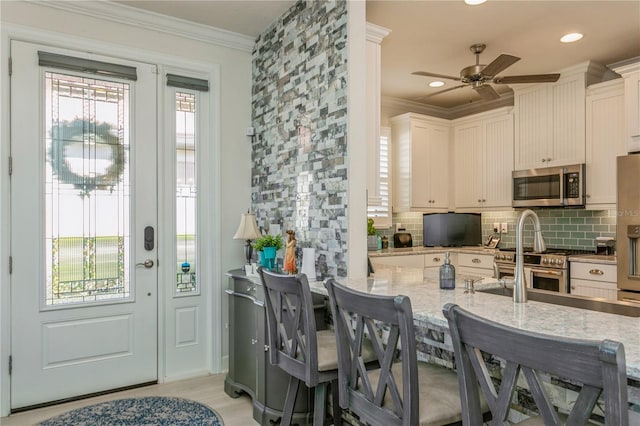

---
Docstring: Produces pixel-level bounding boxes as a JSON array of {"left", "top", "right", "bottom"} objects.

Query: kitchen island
[{"left": 308, "top": 265, "right": 640, "bottom": 422}]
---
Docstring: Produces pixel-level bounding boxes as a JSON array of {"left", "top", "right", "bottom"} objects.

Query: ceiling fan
[{"left": 412, "top": 43, "right": 560, "bottom": 101}]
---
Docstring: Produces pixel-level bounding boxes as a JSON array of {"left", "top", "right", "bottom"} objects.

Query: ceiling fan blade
[
  {"left": 413, "top": 84, "right": 467, "bottom": 101},
  {"left": 480, "top": 54, "right": 520, "bottom": 77},
  {"left": 493, "top": 74, "right": 561, "bottom": 84},
  {"left": 412, "top": 71, "right": 461, "bottom": 81},
  {"left": 473, "top": 84, "right": 500, "bottom": 101}
]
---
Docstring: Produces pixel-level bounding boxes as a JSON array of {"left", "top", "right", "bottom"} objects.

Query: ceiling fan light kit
[{"left": 412, "top": 43, "right": 561, "bottom": 101}]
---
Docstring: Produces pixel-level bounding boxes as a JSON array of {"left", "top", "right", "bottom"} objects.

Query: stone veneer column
[{"left": 251, "top": 0, "right": 349, "bottom": 279}]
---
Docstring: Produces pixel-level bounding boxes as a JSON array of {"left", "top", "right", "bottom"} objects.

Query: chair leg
[
  {"left": 330, "top": 380, "right": 342, "bottom": 426},
  {"left": 281, "top": 376, "right": 300, "bottom": 426},
  {"left": 313, "top": 382, "right": 327, "bottom": 426}
]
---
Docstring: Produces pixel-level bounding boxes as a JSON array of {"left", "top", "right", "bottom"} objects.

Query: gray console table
[{"left": 225, "top": 269, "right": 327, "bottom": 425}]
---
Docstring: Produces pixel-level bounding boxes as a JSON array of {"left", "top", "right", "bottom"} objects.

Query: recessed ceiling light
[
  {"left": 429, "top": 81, "right": 445, "bottom": 88},
  {"left": 560, "top": 33, "right": 583, "bottom": 43},
  {"left": 464, "top": 0, "right": 487, "bottom": 5}
]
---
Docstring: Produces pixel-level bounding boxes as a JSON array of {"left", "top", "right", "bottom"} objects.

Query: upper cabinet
[
  {"left": 513, "top": 62, "right": 607, "bottom": 170},
  {"left": 366, "top": 23, "right": 391, "bottom": 207},
  {"left": 585, "top": 79, "right": 626, "bottom": 208},
  {"left": 453, "top": 108, "right": 513, "bottom": 210},
  {"left": 610, "top": 58, "right": 640, "bottom": 153},
  {"left": 391, "top": 113, "right": 450, "bottom": 212}
]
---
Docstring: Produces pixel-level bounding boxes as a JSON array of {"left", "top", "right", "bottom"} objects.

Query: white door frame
[{"left": 0, "top": 24, "right": 222, "bottom": 416}]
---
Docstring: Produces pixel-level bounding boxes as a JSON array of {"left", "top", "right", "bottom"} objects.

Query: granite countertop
[
  {"left": 369, "top": 246, "right": 497, "bottom": 257},
  {"left": 307, "top": 265, "right": 640, "bottom": 381},
  {"left": 568, "top": 254, "right": 617, "bottom": 265}
]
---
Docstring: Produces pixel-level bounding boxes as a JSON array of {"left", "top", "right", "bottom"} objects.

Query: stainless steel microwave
[{"left": 512, "top": 164, "right": 585, "bottom": 208}]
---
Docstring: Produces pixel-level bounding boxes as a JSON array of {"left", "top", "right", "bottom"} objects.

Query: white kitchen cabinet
[
  {"left": 514, "top": 62, "right": 606, "bottom": 170},
  {"left": 424, "top": 252, "right": 448, "bottom": 269},
  {"left": 610, "top": 58, "right": 640, "bottom": 153},
  {"left": 365, "top": 23, "right": 390, "bottom": 207},
  {"left": 456, "top": 252, "right": 494, "bottom": 277},
  {"left": 585, "top": 79, "right": 625, "bottom": 208},
  {"left": 391, "top": 113, "right": 450, "bottom": 212},
  {"left": 570, "top": 261, "right": 617, "bottom": 300},
  {"left": 454, "top": 108, "right": 513, "bottom": 210}
]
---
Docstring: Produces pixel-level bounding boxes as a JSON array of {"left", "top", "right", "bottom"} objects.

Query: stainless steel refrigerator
[{"left": 617, "top": 154, "right": 640, "bottom": 303}]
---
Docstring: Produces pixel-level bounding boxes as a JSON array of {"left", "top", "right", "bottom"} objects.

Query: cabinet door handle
[
  {"left": 472, "top": 258, "right": 481, "bottom": 263},
  {"left": 571, "top": 285, "right": 576, "bottom": 290},
  {"left": 541, "top": 158, "right": 546, "bottom": 162},
  {"left": 264, "top": 345, "right": 269, "bottom": 352},
  {"left": 589, "top": 269, "right": 604, "bottom": 275},
  {"left": 432, "top": 257, "right": 441, "bottom": 262},
  {"left": 547, "top": 158, "right": 552, "bottom": 162}
]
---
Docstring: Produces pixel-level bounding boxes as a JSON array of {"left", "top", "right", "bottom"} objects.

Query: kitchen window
[{"left": 368, "top": 127, "right": 391, "bottom": 228}]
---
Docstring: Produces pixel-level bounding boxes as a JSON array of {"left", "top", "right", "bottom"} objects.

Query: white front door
[{"left": 10, "top": 40, "right": 158, "bottom": 409}]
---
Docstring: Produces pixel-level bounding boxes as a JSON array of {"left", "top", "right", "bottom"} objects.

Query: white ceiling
[
  {"left": 113, "top": 1, "right": 640, "bottom": 110},
  {"left": 114, "top": 0, "right": 295, "bottom": 38},
  {"left": 367, "top": 1, "right": 640, "bottom": 109}
]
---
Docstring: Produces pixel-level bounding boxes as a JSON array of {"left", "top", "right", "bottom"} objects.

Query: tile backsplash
[{"left": 377, "top": 209, "right": 617, "bottom": 252}]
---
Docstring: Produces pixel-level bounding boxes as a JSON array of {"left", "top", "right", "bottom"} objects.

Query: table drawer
[{"left": 570, "top": 262, "right": 617, "bottom": 283}]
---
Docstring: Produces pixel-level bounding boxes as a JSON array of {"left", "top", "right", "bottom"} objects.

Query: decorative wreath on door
[{"left": 48, "top": 119, "right": 125, "bottom": 197}]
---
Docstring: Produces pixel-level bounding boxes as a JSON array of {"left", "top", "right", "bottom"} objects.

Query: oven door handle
[{"left": 529, "top": 268, "right": 563, "bottom": 276}]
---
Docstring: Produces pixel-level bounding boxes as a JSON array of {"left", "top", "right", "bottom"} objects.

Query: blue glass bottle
[{"left": 439, "top": 252, "right": 455, "bottom": 289}]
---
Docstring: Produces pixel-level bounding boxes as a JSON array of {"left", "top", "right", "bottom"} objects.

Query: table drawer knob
[
  {"left": 432, "top": 257, "right": 441, "bottom": 262},
  {"left": 472, "top": 258, "right": 481, "bottom": 264}
]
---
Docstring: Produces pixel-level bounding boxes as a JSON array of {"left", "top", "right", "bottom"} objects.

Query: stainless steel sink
[{"left": 478, "top": 286, "right": 640, "bottom": 317}]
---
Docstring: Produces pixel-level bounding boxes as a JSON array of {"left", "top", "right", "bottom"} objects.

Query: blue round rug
[{"left": 38, "top": 396, "right": 224, "bottom": 426}]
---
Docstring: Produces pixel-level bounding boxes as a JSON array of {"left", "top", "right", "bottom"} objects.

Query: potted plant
[
  {"left": 252, "top": 234, "right": 284, "bottom": 269},
  {"left": 367, "top": 218, "right": 378, "bottom": 251}
]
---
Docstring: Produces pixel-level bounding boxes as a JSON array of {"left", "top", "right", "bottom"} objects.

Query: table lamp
[{"left": 233, "top": 210, "right": 261, "bottom": 265}]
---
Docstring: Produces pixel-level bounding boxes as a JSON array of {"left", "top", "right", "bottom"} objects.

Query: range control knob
[
  {"left": 542, "top": 258, "right": 548, "bottom": 264},
  {"left": 557, "top": 259, "right": 564, "bottom": 266}
]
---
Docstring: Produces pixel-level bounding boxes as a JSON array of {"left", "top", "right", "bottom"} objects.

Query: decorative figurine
[{"left": 284, "top": 230, "right": 297, "bottom": 274}]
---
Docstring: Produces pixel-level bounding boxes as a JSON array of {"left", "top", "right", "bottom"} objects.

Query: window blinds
[
  {"left": 38, "top": 51, "right": 137, "bottom": 81},
  {"left": 166, "top": 74, "right": 209, "bottom": 92}
]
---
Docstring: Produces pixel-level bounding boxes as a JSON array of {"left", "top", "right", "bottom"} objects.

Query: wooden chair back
[
  {"left": 325, "top": 278, "right": 418, "bottom": 426},
  {"left": 442, "top": 303, "right": 628, "bottom": 425},
  {"left": 259, "top": 268, "right": 320, "bottom": 387}
]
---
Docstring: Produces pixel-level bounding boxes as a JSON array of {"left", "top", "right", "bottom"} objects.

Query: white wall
[{"left": 0, "top": 1, "right": 253, "bottom": 415}]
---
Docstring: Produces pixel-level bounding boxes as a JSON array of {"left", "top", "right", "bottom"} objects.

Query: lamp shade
[{"left": 233, "top": 213, "right": 261, "bottom": 240}]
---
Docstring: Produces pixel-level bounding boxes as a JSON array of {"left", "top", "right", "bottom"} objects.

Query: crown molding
[
  {"left": 610, "top": 56, "right": 640, "bottom": 76},
  {"left": 28, "top": 0, "right": 256, "bottom": 53},
  {"left": 382, "top": 91, "right": 514, "bottom": 121},
  {"left": 366, "top": 22, "right": 391, "bottom": 44}
]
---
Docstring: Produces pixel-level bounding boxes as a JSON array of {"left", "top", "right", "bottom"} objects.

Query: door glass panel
[
  {"left": 45, "top": 72, "right": 130, "bottom": 306},
  {"left": 175, "top": 91, "right": 197, "bottom": 294}
]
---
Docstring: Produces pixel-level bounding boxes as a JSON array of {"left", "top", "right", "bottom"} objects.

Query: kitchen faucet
[{"left": 514, "top": 209, "right": 546, "bottom": 303}]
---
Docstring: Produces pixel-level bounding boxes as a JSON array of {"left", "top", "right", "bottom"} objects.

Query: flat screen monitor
[{"left": 423, "top": 213, "right": 481, "bottom": 247}]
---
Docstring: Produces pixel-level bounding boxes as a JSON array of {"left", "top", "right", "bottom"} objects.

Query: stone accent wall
[{"left": 251, "top": 0, "right": 348, "bottom": 279}]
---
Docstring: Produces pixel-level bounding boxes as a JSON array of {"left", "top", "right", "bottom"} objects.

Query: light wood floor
[{"left": 0, "top": 374, "right": 256, "bottom": 426}]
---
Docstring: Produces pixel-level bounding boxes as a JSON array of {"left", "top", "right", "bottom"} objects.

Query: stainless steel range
[{"left": 494, "top": 248, "right": 594, "bottom": 293}]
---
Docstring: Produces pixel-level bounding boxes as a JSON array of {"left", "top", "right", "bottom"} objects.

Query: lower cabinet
[
  {"left": 456, "top": 252, "right": 494, "bottom": 277},
  {"left": 225, "top": 270, "right": 317, "bottom": 425},
  {"left": 570, "top": 262, "right": 618, "bottom": 300}
]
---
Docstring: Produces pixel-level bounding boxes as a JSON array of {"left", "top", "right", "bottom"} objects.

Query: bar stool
[
  {"left": 443, "top": 303, "right": 628, "bottom": 425},
  {"left": 259, "top": 268, "right": 343, "bottom": 426},
  {"left": 325, "top": 278, "right": 468, "bottom": 426}
]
